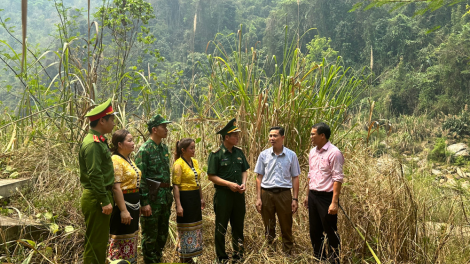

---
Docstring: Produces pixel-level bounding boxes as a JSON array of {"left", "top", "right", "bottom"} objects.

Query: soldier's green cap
[
  {"left": 85, "top": 98, "right": 117, "bottom": 121},
  {"left": 217, "top": 118, "right": 241, "bottom": 137},
  {"left": 147, "top": 114, "right": 172, "bottom": 131}
]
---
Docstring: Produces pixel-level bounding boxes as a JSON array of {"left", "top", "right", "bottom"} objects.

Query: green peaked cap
[
  {"left": 147, "top": 114, "right": 172, "bottom": 131},
  {"left": 85, "top": 98, "right": 117, "bottom": 121},
  {"left": 217, "top": 118, "right": 241, "bottom": 137}
]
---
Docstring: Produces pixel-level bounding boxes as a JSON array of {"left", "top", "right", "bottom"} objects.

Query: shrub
[
  {"left": 442, "top": 110, "right": 470, "bottom": 137},
  {"left": 428, "top": 137, "right": 448, "bottom": 161}
]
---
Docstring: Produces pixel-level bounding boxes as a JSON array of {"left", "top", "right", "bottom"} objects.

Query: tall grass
[
  {"left": 2, "top": 114, "right": 470, "bottom": 263},
  {"left": 182, "top": 27, "right": 368, "bottom": 165}
]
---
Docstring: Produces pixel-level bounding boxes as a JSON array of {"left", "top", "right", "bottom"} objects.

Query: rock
[
  {"left": 432, "top": 169, "right": 442, "bottom": 176},
  {"left": 0, "top": 178, "right": 33, "bottom": 198},
  {"left": 447, "top": 143, "right": 470, "bottom": 157},
  {"left": 0, "top": 215, "right": 45, "bottom": 244},
  {"left": 466, "top": 173, "right": 470, "bottom": 178},
  {"left": 457, "top": 167, "right": 465, "bottom": 178},
  {"left": 440, "top": 179, "right": 446, "bottom": 184},
  {"left": 446, "top": 174, "right": 454, "bottom": 180}
]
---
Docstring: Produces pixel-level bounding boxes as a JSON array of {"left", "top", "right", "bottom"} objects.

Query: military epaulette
[
  {"left": 212, "top": 147, "right": 221, "bottom": 153},
  {"left": 234, "top": 146, "right": 242, "bottom": 150},
  {"left": 93, "top": 135, "right": 100, "bottom": 143}
]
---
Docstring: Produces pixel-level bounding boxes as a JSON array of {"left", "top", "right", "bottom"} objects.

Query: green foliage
[
  {"left": 305, "top": 35, "right": 338, "bottom": 65},
  {"left": 191, "top": 28, "right": 369, "bottom": 159},
  {"left": 352, "top": 0, "right": 464, "bottom": 15},
  {"left": 429, "top": 137, "right": 448, "bottom": 161},
  {"left": 96, "top": 0, "right": 158, "bottom": 103},
  {"left": 442, "top": 110, "right": 470, "bottom": 137},
  {"left": 453, "top": 155, "right": 469, "bottom": 166}
]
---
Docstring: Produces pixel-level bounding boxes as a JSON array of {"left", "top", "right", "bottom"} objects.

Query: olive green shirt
[
  {"left": 207, "top": 144, "right": 250, "bottom": 188},
  {"left": 79, "top": 129, "right": 114, "bottom": 206},
  {"left": 135, "top": 139, "right": 172, "bottom": 206}
]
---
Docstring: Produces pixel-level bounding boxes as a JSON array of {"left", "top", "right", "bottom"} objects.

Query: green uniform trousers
[
  {"left": 140, "top": 202, "right": 172, "bottom": 264},
  {"left": 81, "top": 189, "right": 113, "bottom": 264},
  {"left": 213, "top": 188, "right": 246, "bottom": 261}
]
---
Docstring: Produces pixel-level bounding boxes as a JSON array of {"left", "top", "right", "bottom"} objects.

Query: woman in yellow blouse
[
  {"left": 173, "top": 138, "right": 205, "bottom": 263},
  {"left": 107, "top": 129, "right": 141, "bottom": 264}
]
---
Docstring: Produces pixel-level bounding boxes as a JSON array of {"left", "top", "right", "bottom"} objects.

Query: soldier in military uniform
[
  {"left": 135, "top": 114, "right": 173, "bottom": 264},
  {"left": 207, "top": 118, "right": 250, "bottom": 263},
  {"left": 79, "top": 99, "right": 117, "bottom": 264}
]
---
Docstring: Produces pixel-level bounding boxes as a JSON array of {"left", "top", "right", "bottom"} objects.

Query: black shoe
[
  {"left": 217, "top": 257, "right": 230, "bottom": 264},
  {"left": 231, "top": 255, "right": 244, "bottom": 263}
]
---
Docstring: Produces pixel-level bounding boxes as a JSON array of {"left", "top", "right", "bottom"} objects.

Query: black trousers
[
  {"left": 308, "top": 190, "right": 340, "bottom": 262},
  {"left": 213, "top": 188, "right": 245, "bottom": 261}
]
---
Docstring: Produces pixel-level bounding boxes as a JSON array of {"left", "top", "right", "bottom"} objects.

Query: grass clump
[
  {"left": 442, "top": 109, "right": 470, "bottom": 138},
  {"left": 429, "top": 137, "right": 448, "bottom": 162}
]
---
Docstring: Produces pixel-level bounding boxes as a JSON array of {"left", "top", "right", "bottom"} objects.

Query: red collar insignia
[
  {"left": 99, "top": 135, "right": 106, "bottom": 142},
  {"left": 93, "top": 135, "right": 100, "bottom": 143}
]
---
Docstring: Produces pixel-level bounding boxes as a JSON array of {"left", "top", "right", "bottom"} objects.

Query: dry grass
[{"left": 0, "top": 114, "right": 469, "bottom": 263}]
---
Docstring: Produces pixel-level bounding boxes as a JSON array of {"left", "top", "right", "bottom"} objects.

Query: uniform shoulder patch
[
  {"left": 93, "top": 135, "right": 100, "bottom": 143},
  {"left": 234, "top": 146, "right": 242, "bottom": 150},
  {"left": 212, "top": 147, "right": 221, "bottom": 153}
]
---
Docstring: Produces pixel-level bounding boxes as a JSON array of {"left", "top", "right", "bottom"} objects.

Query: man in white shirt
[{"left": 254, "top": 126, "right": 300, "bottom": 254}]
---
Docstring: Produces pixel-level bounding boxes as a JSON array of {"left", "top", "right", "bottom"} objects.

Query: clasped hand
[{"left": 229, "top": 182, "right": 246, "bottom": 193}]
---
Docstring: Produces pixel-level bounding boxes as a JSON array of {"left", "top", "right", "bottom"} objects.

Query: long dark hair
[
  {"left": 175, "top": 138, "right": 195, "bottom": 160},
  {"left": 111, "top": 129, "right": 130, "bottom": 154}
]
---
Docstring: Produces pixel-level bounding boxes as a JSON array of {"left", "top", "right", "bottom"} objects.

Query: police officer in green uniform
[
  {"left": 135, "top": 114, "right": 173, "bottom": 264},
  {"left": 79, "top": 99, "right": 117, "bottom": 264},
  {"left": 207, "top": 118, "right": 250, "bottom": 263}
]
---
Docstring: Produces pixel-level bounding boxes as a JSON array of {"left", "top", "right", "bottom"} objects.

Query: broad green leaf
[
  {"left": 20, "top": 239, "right": 36, "bottom": 248},
  {"left": 64, "top": 225, "right": 74, "bottom": 233},
  {"left": 49, "top": 223, "right": 59, "bottom": 233},
  {"left": 44, "top": 212, "right": 53, "bottom": 220},
  {"left": 9, "top": 172, "right": 19, "bottom": 179},
  {"left": 3, "top": 165, "right": 15, "bottom": 173}
]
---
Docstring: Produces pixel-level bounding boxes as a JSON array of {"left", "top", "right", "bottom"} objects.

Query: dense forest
[{"left": 0, "top": 0, "right": 469, "bottom": 119}]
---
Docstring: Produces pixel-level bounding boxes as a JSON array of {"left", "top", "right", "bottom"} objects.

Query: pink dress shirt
[{"left": 308, "top": 141, "right": 344, "bottom": 192}]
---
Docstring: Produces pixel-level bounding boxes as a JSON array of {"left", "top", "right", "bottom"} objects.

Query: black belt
[
  {"left": 262, "top": 187, "right": 290, "bottom": 193},
  {"left": 310, "top": 190, "right": 333, "bottom": 196}
]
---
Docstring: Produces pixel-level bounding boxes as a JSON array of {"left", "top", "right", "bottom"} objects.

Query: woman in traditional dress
[
  {"left": 173, "top": 138, "right": 205, "bottom": 263},
  {"left": 107, "top": 129, "right": 141, "bottom": 263}
]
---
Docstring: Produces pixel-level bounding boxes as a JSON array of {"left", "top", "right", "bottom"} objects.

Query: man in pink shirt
[{"left": 303, "top": 122, "right": 343, "bottom": 264}]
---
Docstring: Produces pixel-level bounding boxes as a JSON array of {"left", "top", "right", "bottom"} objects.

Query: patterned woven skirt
[
  {"left": 107, "top": 192, "right": 140, "bottom": 264},
  {"left": 177, "top": 189, "right": 203, "bottom": 258}
]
